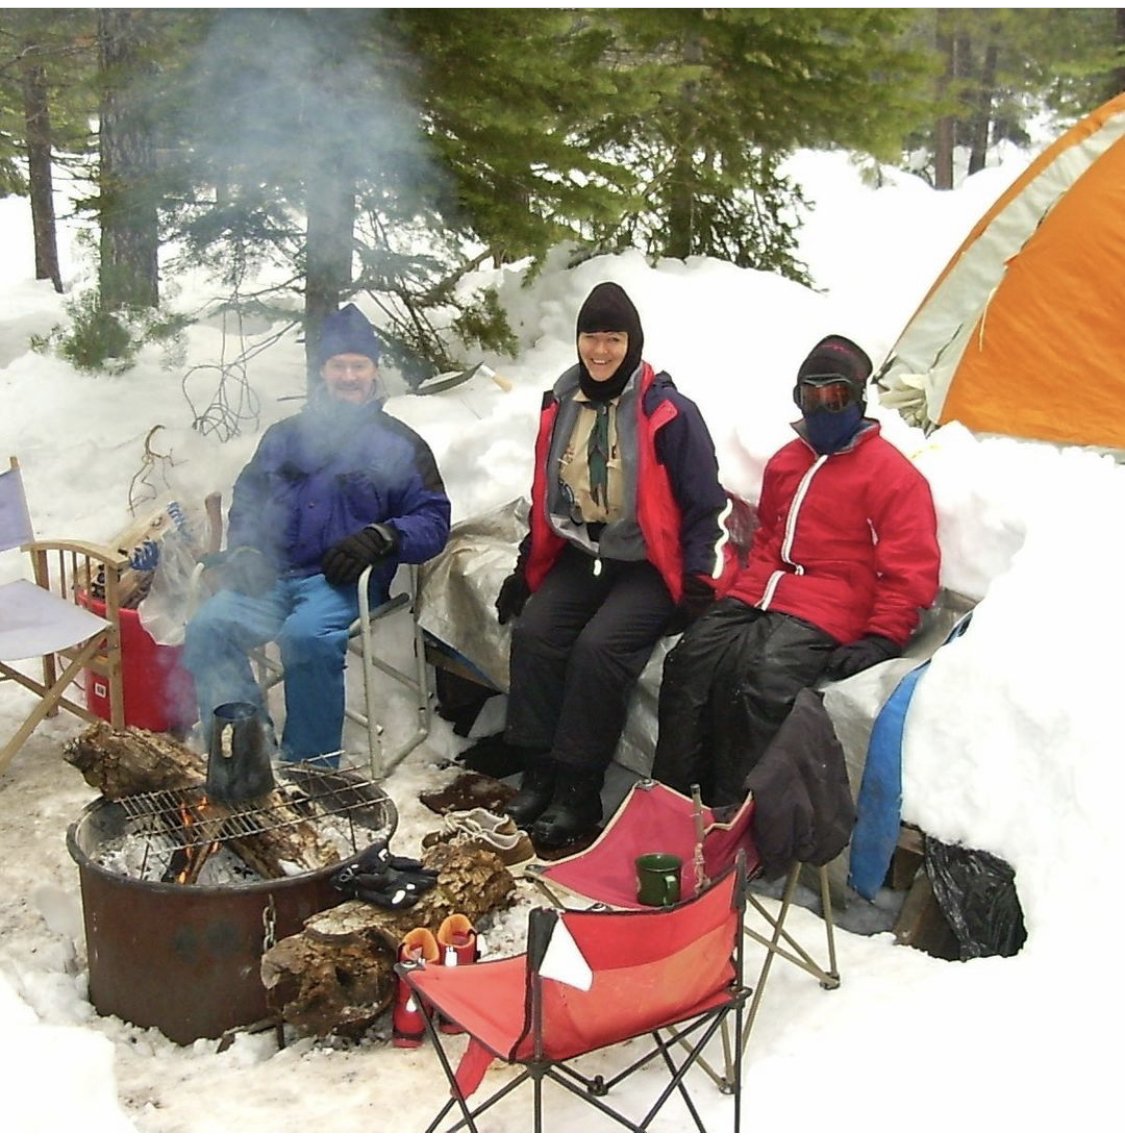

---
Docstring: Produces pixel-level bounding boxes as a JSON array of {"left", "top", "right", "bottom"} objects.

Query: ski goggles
[{"left": 795, "top": 373, "right": 859, "bottom": 414}]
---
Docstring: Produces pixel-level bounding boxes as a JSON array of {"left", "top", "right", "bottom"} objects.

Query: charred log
[{"left": 63, "top": 723, "right": 342, "bottom": 878}]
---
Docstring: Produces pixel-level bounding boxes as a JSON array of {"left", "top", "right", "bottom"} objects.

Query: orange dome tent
[{"left": 876, "top": 93, "right": 1125, "bottom": 451}]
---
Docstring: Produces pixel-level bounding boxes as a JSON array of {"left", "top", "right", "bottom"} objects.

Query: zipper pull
[{"left": 592, "top": 558, "right": 602, "bottom": 577}]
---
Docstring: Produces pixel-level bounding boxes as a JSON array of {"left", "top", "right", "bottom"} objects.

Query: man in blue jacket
[{"left": 184, "top": 305, "right": 451, "bottom": 766}]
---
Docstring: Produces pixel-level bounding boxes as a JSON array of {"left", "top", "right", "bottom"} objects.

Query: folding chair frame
[
  {"left": 249, "top": 563, "right": 431, "bottom": 779},
  {"left": 0, "top": 457, "right": 128, "bottom": 775},
  {"left": 699, "top": 858, "right": 839, "bottom": 1092},
  {"left": 400, "top": 861, "right": 751, "bottom": 1134},
  {"left": 526, "top": 779, "right": 841, "bottom": 1094}
]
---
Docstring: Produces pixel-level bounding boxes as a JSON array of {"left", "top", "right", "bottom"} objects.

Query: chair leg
[
  {"left": 738, "top": 861, "right": 840, "bottom": 1066},
  {"left": 817, "top": 862, "right": 841, "bottom": 987},
  {"left": 352, "top": 574, "right": 431, "bottom": 781},
  {"left": 0, "top": 651, "right": 99, "bottom": 776}
]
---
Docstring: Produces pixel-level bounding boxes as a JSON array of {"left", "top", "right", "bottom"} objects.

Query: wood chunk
[
  {"left": 260, "top": 840, "right": 516, "bottom": 1039},
  {"left": 63, "top": 723, "right": 342, "bottom": 877}
]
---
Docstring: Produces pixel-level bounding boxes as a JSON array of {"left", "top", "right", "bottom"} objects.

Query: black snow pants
[
  {"left": 652, "top": 599, "right": 838, "bottom": 806},
  {"left": 504, "top": 544, "right": 677, "bottom": 775}
]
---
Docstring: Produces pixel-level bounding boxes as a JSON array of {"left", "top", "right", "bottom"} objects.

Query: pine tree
[
  {"left": 0, "top": 9, "right": 98, "bottom": 291},
  {"left": 909, "top": 8, "right": 1121, "bottom": 188},
  {"left": 587, "top": 8, "right": 932, "bottom": 277}
]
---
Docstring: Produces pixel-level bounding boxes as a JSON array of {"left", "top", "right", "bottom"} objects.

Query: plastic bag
[
  {"left": 924, "top": 836, "right": 1027, "bottom": 959},
  {"left": 138, "top": 506, "right": 209, "bottom": 646}
]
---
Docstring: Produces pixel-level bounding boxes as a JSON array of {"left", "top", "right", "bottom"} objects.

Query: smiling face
[
  {"left": 578, "top": 331, "right": 629, "bottom": 383},
  {"left": 320, "top": 353, "right": 379, "bottom": 404}
]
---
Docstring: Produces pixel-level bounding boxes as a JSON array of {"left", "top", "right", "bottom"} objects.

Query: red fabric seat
[
  {"left": 397, "top": 863, "right": 749, "bottom": 1133},
  {"left": 541, "top": 779, "right": 758, "bottom": 906},
  {"left": 534, "top": 779, "right": 842, "bottom": 1093}
]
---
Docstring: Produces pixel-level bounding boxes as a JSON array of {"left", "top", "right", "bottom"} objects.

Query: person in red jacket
[
  {"left": 494, "top": 282, "right": 728, "bottom": 847},
  {"left": 653, "top": 334, "right": 941, "bottom": 807}
]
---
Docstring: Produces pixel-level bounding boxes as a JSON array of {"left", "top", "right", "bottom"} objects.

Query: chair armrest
[{"left": 24, "top": 538, "right": 131, "bottom": 571}]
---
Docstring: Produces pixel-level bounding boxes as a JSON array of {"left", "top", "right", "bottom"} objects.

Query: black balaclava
[
  {"left": 575, "top": 282, "right": 644, "bottom": 401},
  {"left": 794, "top": 334, "right": 873, "bottom": 455}
]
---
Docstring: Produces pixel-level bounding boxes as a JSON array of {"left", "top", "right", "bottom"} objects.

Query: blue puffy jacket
[{"left": 226, "top": 396, "right": 451, "bottom": 597}]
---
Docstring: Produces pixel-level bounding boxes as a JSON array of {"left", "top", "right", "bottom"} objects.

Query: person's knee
[
  {"left": 183, "top": 598, "right": 232, "bottom": 667},
  {"left": 510, "top": 610, "right": 561, "bottom": 661},
  {"left": 276, "top": 616, "right": 347, "bottom": 668}
]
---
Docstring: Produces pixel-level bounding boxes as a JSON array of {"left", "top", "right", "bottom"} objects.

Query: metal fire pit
[{"left": 66, "top": 765, "right": 396, "bottom": 1046}]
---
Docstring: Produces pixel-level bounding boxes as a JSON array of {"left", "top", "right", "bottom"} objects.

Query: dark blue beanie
[{"left": 318, "top": 303, "right": 381, "bottom": 365}]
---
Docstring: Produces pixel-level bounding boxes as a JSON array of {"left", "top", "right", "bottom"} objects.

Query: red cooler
[{"left": 82, "top": 595, "right": 197, "bottom": 733}]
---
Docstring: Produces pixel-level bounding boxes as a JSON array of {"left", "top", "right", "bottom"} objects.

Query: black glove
[
  {"left": 823, "top": 634, "right": 901, "bottom": 681},
  {"left": 331, "top": 844, "right": 439, "bottom": 910},
  {"left": 201, "top": 546, "right": 277, "bottom": 597},
  {"left": 494, "top": 568, "right": 531, "bottom": 625},
  {"left": 321, "top": 523, "right": 399, "bottom": 586},
  {"left": 681, "top": 575, "right": 715, "bottom": 624}
]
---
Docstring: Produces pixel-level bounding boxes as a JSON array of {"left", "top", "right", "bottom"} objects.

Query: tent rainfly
[{"left": 876, "top": 93, "right": 1125, "bottom": 451}]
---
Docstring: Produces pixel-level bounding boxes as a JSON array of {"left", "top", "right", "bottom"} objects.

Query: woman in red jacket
[{"left": 653, "top": 334, "right": 941, "bottom": 807}]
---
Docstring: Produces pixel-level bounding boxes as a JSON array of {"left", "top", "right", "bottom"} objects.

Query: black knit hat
[
  {"left": 797, "top": 334, "right": 872, "bottom": 386},
  {"left": 575, "top": 282, "right": 644, "bottom": 399},
  {"left": 318, "top": 303, "right": 381, "bottom": 365}
]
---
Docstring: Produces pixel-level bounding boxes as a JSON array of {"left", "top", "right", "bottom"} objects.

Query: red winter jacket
[
  {"left": 524, "top": 363, "right": 727, "bottom": 603},
  {"left": 725, "top": 422, "right": 941, "bottom": 646}
]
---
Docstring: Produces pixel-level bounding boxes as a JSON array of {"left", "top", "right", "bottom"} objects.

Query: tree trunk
[
  {"left": 665, "top": 137, "right": 697, "bottom": 261},
  {"left": 304, "top": 167, "right": 357, "bottom": 389},
  {"left": 967, "top": 41, "right": 999, "bottom": 176},
  {"left": 934, "top": 10, "right": 956, "bottom": 190},
  {"left": 664, "top": 35, "right": 704, "bottom": 260},
  {"left": 21, "top": 52, "right": 63, "bottom": 293},
  {"left": 260, "top": 839, "right": 516, "bottom": 1039},
  {"left": 97, "top": 8, "right": 159, "bottom": 312},
  {"left": 1111, "top": 9, "right": 1125, "bottom": 100}
]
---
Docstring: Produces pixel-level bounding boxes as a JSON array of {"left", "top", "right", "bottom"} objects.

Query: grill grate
[{"left": 112, "top": 766, "right": 394, "bottom": 856}]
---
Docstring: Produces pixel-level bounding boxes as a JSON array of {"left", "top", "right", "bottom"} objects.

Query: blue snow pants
[{"left": 183, "top": 574, "right": 366, "bottom": 765}]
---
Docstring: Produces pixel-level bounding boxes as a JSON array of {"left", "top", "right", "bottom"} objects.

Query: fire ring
[{"left": 66, "top": 767, "right": 396, "bottom": 1045}]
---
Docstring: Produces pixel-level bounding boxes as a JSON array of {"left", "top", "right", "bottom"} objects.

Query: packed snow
[{"left": 0, "top": 141, "right": 1120, "bottom": 1137}]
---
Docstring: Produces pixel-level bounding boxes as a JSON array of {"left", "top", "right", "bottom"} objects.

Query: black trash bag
[
  {"left": 434, "top": 666, "right": 500, "bottom": 737},
  {"left": 453, "top": 732, "right": 524, "bottom": 779},
  {"left": 924, "top": 836, "right": 1027, "bottom": 960}
]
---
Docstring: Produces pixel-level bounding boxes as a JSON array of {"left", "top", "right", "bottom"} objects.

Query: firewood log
[
  {"left": 63, "top": 723, "right": 344, "bottom": 878},
  {"left": 259, "top": 840, "right": 516, "bottom": 1039}
]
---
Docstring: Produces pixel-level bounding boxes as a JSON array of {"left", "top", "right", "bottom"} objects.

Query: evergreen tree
[
  {"left": 587, "top": 8, "right": 932, "bottom": 277},
  {"left": 0, "top": 9, "right": 98, "bottom": 290},
  {"left": 908, "top": 8, "right": 1120, "bottom": 188}
]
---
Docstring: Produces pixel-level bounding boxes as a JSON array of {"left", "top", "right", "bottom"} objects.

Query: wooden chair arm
[{"left": 24, "top": 539, "right": 131, "bottom": 571}]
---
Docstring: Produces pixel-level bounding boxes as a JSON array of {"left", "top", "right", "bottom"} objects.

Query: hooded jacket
[
  {"left": 226, "top": 396, "right": 451, "bottom": 596},
  {"left": 726, "top": 421, "right": 940, "bottom": 645},
  {"left": 524, "top": 363, "right": 728, "bottom": 603}
]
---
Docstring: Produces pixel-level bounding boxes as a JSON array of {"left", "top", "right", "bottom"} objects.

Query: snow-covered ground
[{"left": 1, "top": 140, "right": 1120, "bottom": 1137}]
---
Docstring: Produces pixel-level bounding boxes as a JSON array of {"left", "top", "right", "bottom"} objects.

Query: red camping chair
[
  {"left": 532, "top": 778, "right": 840, "bottom": 1089},
  {"left": 396, "top": 861, "right": 750, "bottom": 1133}
]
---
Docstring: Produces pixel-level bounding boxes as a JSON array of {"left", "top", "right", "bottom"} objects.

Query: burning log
[
  {"left": 161, "top": 801, "right": 224, "bottom": 885},
  {"left": 64, "top": 723, "right": 343, "bottom": 879},
  {"left": 260, "top": 839, "right": 516, "bottom": 1039}
]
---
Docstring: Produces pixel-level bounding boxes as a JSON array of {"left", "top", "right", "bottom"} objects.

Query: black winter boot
[
  {"left": 505, "top": 754, "right": 555, "bottom": 828},
  {"left": 529, "top": 765, "right": 603, "bottom": 849}
]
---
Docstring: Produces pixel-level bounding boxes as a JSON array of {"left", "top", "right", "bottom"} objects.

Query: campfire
[
  {"left": 64, "top": 723, "right": 517, "bottom": 1047},
  {"left": 64, "top": 724, "right": 397, "bottom": 1045},
  {"left": 97, "top": 768, "right": 394, "bottom": 886}
]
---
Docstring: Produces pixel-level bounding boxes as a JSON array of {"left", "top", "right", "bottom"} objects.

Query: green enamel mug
[{"left": 635, "top": 852, "right": 682, "bottom": 907}]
